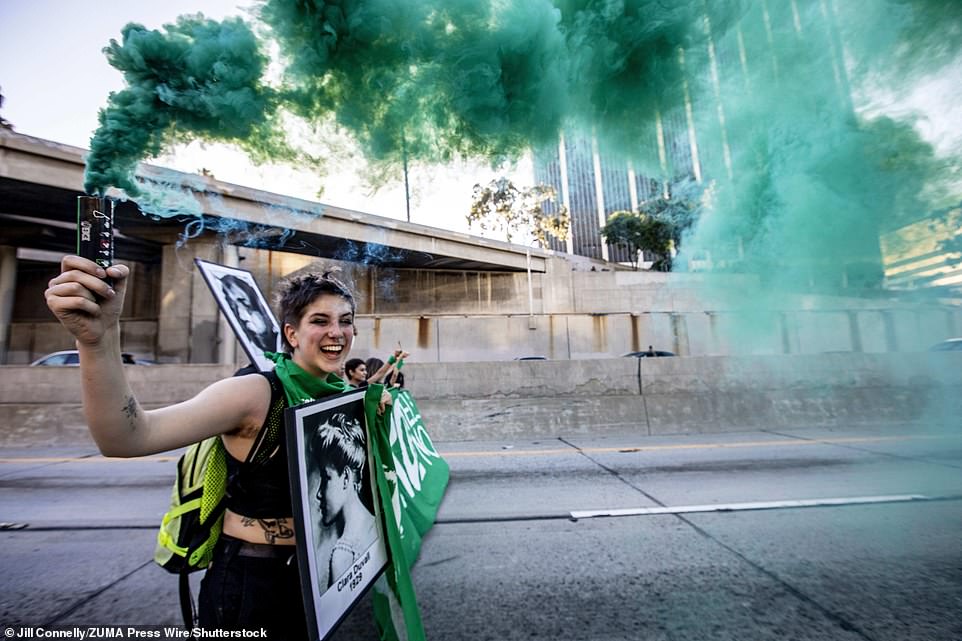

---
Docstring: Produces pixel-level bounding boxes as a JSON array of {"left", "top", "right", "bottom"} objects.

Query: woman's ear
[{"left": 283, "top": 323, "right": 298, "bottom": 350}]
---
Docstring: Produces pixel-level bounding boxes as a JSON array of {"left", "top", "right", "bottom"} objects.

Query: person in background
[
  {"left": 344, "top": 358, "right": 368, "bottom": 387},
  {"left": 388, "top": 369, "right": 405, "bottom": 389},
  {"left": 366, "top": 349, "right": 408, "bottom": 386}
]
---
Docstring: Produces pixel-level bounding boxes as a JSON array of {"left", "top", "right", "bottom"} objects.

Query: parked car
[
  {"left": 513, "top": 356, "right": 548, "bottom": 361},
  {"left": 929, "top": 338, "right": 962, "bottom": 352},
  {"left": 30, "top": 350, "right": 147, "bottom": 366},
  {"left": 623, "top": 348, "right": 675, "bottom": 358}
]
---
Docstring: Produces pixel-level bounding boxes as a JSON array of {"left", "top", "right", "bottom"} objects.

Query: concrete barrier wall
[
  {"left": 2, "top": 353, "right": 958, "bottom": 446},
  {"left": 349, "top": 306, "right": 962, "bottom": 364},
  {"left": 402, "top": 352, "right": 962, "bottom": 440},
  {"left": 0, "top": 364, "right": 235, "bottom": 446}
]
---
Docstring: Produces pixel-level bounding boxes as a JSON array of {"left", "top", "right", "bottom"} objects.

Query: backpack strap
[
  {"left": 179, "top": 461, "right": 228, "bottom": 631},
  {"left": 179, "top": 572, "right": 193, "bottom": 632},
  {"left": 244, "top": 369, "right": 286, "bottom": 465}
]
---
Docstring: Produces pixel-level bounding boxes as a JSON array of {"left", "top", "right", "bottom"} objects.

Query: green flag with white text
[{"left": 365, "top": 388, "right": 450, "bottom": 641}]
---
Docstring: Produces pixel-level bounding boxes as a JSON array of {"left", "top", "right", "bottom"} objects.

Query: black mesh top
[{"left": 224, "top": 370, "right": 293, "bottom": 518}]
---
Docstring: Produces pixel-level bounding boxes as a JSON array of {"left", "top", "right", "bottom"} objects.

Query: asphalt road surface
[{"left": 1, "top": 425, "right": 960, "bottom": 640}]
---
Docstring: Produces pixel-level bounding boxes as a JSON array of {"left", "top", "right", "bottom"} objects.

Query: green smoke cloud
[
  {"left": 84, "top": 14, "right": 289, "bottom": 195},
  {"left": 84, "top": 1, "right": 960, "bottom": 307},
  {"left": 262, "top": 0, "right": 574, "bottom": 168},
  {"left": 676, "top": 0, "right": 960, "bottom": 309},
  {"left": 84, "top": 0, "right": 745, "bottom": 194}
]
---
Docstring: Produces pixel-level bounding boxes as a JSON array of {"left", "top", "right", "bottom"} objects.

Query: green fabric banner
[{"left": 365, "top": 388, "right": 450, "bottom": 641}]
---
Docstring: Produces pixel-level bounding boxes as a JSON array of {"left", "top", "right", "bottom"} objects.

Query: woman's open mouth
[{"left": 320, "top": 344, "right": 344, "bottom": 358}]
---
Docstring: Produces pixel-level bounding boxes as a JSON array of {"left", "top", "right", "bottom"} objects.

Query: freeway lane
[{"left": 1, "top": 426, "right": 960, "bottom": 640}]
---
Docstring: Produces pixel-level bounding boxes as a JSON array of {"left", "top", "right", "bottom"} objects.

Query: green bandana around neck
[{"left": 265, "top": 351, "right": 350, "bottom": 406}]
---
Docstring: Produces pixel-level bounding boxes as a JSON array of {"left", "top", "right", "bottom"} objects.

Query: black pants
[{"left": 198, "top": 535, "right": 308, "bottom": 640}]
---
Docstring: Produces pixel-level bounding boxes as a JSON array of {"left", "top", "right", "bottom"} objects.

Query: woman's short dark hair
[
  {"left": 344, "top": 358, "right": 365, "bottom": 377},
  {"left": 276, "top": 272, "right": 356, "bottom": 353}
]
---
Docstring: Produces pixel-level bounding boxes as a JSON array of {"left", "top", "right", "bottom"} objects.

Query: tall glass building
[
  {"left": 532, "top": 1, "right": 902, "bottom": 294},
  {"left": 533, "top": 112, "right": 694, "bottom": 264}
]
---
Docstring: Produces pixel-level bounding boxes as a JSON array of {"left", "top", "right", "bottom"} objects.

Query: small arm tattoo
[{"left": 121, "top": 395, "right": 139, "bottom": 430}]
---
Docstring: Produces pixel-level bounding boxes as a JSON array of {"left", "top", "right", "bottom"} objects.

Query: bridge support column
[
  {"left": 157, "top": 240, "right": 224, "bottom": 364},
  {"left": 0, "top": 246, "right": 17, "bottom": 364}
]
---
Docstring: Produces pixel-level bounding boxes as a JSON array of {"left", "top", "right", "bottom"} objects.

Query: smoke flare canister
[{"left": 77, "top": 196, "right": 114, "bottom": 270}]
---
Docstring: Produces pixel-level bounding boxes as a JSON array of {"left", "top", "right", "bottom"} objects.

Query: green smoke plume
[
  {"left": 675, "top": 0, "right": 960, "bottom": 306},
  {"left": 84, "top": 1, "right": 960, "bottom": 311},
  {"left": 84, "top": 0, "right": 745, "bottom": 194},
  {"left": 84, "top": 14, "right": 288, "bottom": 195}
]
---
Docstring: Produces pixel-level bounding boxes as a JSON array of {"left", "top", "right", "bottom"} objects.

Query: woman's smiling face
[{"left": 285, "top": 294, "right": 355, "bottom": 377}]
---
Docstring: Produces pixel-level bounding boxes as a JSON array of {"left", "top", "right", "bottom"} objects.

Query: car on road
[
  {"left": 623, "top": 348, "right": 675, "bottom": 358},
  {"left": 929, "top": 338, "right": 962, "bottom": 352},
  {"left": 513, "top": 356, "right": 548, "bottom": 361},
  {"left": 30, "top": 350, "right": 149, "bottom": 366}
]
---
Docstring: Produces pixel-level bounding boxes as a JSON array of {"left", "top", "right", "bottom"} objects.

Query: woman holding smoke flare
[{"left": 44, "top": 255, "right": 391, "bottom": 639}]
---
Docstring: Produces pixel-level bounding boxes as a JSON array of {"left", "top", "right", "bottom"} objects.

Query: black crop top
[{"left": 224, "top": 370, "right": 293, "bottom": 518}]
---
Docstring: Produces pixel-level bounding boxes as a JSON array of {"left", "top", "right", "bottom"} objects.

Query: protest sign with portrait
[
  {"left": 286, "top": 388, "right": 389, "bottom": 641},
  {"left": 195, "top": 259, "right": 282, "bottom": 371}
]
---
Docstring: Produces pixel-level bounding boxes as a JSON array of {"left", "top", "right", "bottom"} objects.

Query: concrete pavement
[{"left": 2, "top": 423, "right": 962, "bottom": 640}]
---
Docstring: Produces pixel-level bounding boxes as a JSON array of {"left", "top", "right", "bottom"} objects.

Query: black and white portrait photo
[
  {"left": 195, "top": 259, "right": 281, "bottom": 371},
  {"left": 286, "top": 389, "right": 388, "bottom": 641}
]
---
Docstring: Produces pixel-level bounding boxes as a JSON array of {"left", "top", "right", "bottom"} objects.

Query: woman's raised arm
[{"left": 45, "top": 256, "right": 268, "bottom": 457}]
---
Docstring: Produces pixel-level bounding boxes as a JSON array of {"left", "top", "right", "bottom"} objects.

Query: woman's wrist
[{"left": 387, "top": 355, "right": 397, "bottom": 365}]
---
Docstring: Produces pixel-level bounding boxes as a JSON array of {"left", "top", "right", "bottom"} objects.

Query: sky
[{"left": 0, "top": 0, "right": 531, "bottom": 236}]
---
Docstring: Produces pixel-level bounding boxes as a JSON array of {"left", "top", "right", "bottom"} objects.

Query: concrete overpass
[
  {"left": 0, "top": 130, "right": 550, "bottom": 273},
  {"left": 4, "top": 131, "right": 957, "bottom": 370}
]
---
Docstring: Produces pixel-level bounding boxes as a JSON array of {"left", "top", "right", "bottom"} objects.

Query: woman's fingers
[
  {"left": 61, "top": 255, "right": 105, "bottom": 276},
  {"left": 58, "top": 256, "right": 129, "bottom": 283},
  {"left": 52, "top": 257, "right": 129, "bottom": 299},
  {"left": 105, "top": 263, "right": 130, "bottom": 282},
  {"left": 377, "top": 389, "right": 393, "bottom": 415},
  {"left": 46, "top": 292, "right": 102, "bottom": 317},
  {"left": 49, "top": 270, "right": 114, "bottom": 300}
]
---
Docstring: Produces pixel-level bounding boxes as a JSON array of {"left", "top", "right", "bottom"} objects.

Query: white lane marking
[{"left": 570, "top": 494, "right": 934, "bottom": 519}]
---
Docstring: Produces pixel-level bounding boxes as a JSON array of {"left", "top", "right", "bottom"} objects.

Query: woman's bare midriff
[{"left": 223, "top": 509, "right": 297, "bottom": 546}]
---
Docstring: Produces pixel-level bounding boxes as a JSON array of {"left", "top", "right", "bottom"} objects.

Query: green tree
[
  {"left": 599, "top": 211, "right": 646, "bottom": 269},
  {"left": 640, "top": 178, "right": 703, "bottom": 249},
  {"left": 467, "top": 177, "right": 569, "bottom": 247},
  {"left": 601, "top": 211, "right": 674, "bottom": 271},
  {"left": 602, "top": 180, "right": 706, "bottom": 271}
]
